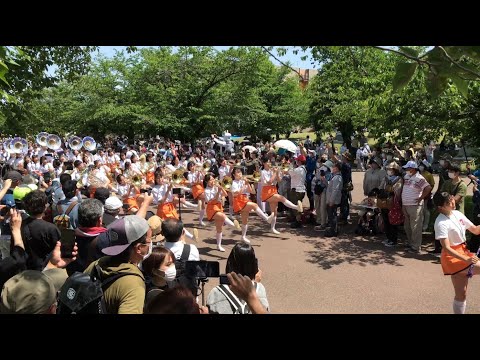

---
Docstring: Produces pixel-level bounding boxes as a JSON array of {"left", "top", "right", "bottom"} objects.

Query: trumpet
[
  {"left": 170, "top": 169, "right": 185, "bottom": 185},
  {"left": 220, "top": 176, "right": 233, "bottom": 190},
  {"left": 127, "top": 174, "right": 143, "bottom": 187}
]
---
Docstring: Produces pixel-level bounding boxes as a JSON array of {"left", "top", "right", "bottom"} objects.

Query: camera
[
  {"left": 219, "top": 274, "right": 230, "bottom": 285},
  {"left": 172, "top": 187, "right": 183, "bottom": 195},
  {"left": 140, "top": 188, "right": 152, "bottom": 195},
  {"left": 185, "top": 261, "right": 220, "bottom": 279}
]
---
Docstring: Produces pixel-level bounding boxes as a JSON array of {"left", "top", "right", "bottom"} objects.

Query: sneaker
[
  {"left": 384, "top": 241, "right": 397, "bottom": 247},
  {"left": 427, "top": 248, "right": 442, "bottom": 254},
  {"left": 267, "top": 213, "right": 275, "bottom": 224},
  {"left": 297, "top": 200, "right": 303, "bottom": 214},
  {"left": 405, "top": 248, "right": 421, "bottom": 254},
  {"left": 192, "top": 228, "right": 199, "bottom": 242},
  {"left": 382, "top": 240, "right": 389, "bottom": 245},
  {"left": 315, "top": 224, "right": 327, "bottom": 231},
  {"left": 272, "top": 228, "right": 281, "bottom": 235}
]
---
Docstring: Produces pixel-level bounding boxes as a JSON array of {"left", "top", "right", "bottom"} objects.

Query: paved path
[{"left": 174, "top": 171, "right": 479, "bottom": 313}]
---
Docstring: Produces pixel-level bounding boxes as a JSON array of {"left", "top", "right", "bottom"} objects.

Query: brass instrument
[
  {"left": 128, "top": 174, "right": 143, "bottom": 187},
  {"left": 36, "top": 132, "right": 49, "bottom": 147},
  {"left": 244, "top": 170, "right": 261, "bottom": 183},
  {"left": 10, "top": 137, "right": 28, "bottom": 154},
  {"left": 76, "top": 167, "right": 91, "bottom": 188},
  {"left": 46, "top": 134, "right": 62, "bottom": 150},
  {"left": 68, "top": 136, "right": 83, "bottom": 151},
  {"left": 82, "top": 136, "right": 96, "bottom": 152},
  {"left": 221, "top": 176, "right": 233, "bottom": 190},
  {"left": 171, "top": 169, "right": 184, "bottom": 185},
  {"left": 202, "top": 162, "right": 211, "bottom": 172}
]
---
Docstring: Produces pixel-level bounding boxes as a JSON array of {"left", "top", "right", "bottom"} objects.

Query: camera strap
[{"left": 217, "top": 284, "right": 245, "bottom": 314}]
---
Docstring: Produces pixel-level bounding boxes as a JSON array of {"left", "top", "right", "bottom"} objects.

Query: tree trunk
[{"left": 284, "top": 132, "right": 291, "bottom": 139}]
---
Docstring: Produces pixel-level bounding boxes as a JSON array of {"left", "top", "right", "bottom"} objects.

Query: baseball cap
[
  {"left": 0, "top": 269, "right": 67, "bottom": 314},
  {"left": 13, "top": 186, "right": 33, "bottom": 201},
  {"left": 4, "top": 170, "right": 22, "bottom": 182},
  {"left": 308, "top": 150, "right": 316, "bottom": 157},
  {"left": 386, "top": 162, "right": 401, "bottom": 171},
  {"left": 295, "top": 154, "right": 306, "bottom": 162},
  {"left": 101, "top": 216, "right": 150, "bottom": 256},
  {"left": 402, "top": 160, "right": 418, "bottom": 169},
  {"left": 324, "top": 160, "right": 334, "bottom": 170},
  {"left": 104, "top": 196, "right": 123, "bottom": 211}
]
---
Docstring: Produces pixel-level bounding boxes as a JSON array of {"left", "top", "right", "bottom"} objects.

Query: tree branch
[
  {"left": 260, "top": 46, "right": 304, "bottom": 81},
  {"left": 437, "top": 46, "right": 480, "bottom": 79},
  {"left": 372, "top": 46, "right": 431, "bottom": 66}
]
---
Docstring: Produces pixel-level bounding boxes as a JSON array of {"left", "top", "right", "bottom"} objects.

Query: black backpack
[
  {"left": 57, "top": 265, "right": 142, "bottom": 314},
  {"left": 173, "top": 244, "right": 199, "bottom": 297}
]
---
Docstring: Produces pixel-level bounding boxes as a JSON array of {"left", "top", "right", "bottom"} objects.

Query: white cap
[{"left": 104, "top": 196, "right": 123, "bottom": 211}]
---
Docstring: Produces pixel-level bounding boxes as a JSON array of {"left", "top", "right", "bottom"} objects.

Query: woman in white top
[
  {"left": 259, "top": 158, "right": 302, "bottom": 234},
  {"left": 203, "top": 174, "right": 241, "bottom": 252},
  {"left": 153, "top": 170, "right": 198, "bottom": 242},
  {"left": 433, "top": 192, "right": 480, "bottom": 314},
  {"left": 218, "top": 157, "right": 234, "bottom": 217},
  {"left": 231, "top": 167, "right": 274, "bottom": 243}
]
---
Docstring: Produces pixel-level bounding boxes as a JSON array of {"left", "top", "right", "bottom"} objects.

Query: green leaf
[
  {"left": 425, "top": 72, "right": 449, "bottom": 98},
  {"left": 392, "top": 62, "right": 417, "bottom": 92},
  {"left": 451, "top": 74, "right": 469, "bottom": 98},
  {"left": 399, "top": 46, "right": 419, "bottom": 58}
]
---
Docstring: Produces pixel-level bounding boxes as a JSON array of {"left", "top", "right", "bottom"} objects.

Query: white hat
[
  {"left": 402, "top": 160, "right": 418, "bottom": 169},
  {"left": 104, "top": 196, "right": 123, "bottom": 211}
]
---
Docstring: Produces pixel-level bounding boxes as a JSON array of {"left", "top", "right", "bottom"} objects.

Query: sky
[{"left": 95, "top": 46, "right": 316, "bottom": 69}]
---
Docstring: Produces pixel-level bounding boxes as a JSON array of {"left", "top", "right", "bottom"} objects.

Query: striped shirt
[{"left": 401, "top": 172, "right": 429, "bottom": 206}]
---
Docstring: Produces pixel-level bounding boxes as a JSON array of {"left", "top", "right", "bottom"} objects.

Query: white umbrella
[
  {"left": 242, "top": 145, "right": 257, "bottom": 152},
  {"left": 274, "top": 139, "right": 297, "bottom": 153}
]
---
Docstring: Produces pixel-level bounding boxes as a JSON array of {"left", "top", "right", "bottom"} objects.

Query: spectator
[
  {"left": 21, "top": 190, "right": 61, "bottom": 270},
  {"left": 162, "top": 219, "right": 200, "bottom": 261},
  {"left": 142, "top": 246, "right": 176, "bottom": 306},
  {"left": 207, "top": 242, "right": 269, "bottom": 314},
  {"left": 94, "top": 187, "right": 111, "bottom": 205},
  {"left": 84, "top": 215, "right": 151, "bottom": 314},
  {"left": 103, "top": 196, "right": 123, "bottom": 226},
  {"left": 363, "top": 158, "right": 386, "bottom": 196},
  {"left": 56, "top": 180, "right": 80, "bottom": 229},
  {"left": 144, "top": 285, "right": 208, "bottom": 314},
  {"left": 325, "top": 162, "right": 343, "bottom": 236}
]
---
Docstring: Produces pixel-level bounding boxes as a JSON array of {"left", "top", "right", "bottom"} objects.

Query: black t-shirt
[
  {"left": 21, "top": 217, "right": 61, "bottom": 270},
  {"left": 102, "top": 213, "right": 119, "bottom": 227}
]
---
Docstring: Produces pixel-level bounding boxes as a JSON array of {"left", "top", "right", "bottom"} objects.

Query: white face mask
[
  {"left": 448, "top": 172, "right": 455, "bottom": 179},
  {"left": 142, "top": 241, "right": 153, "bottom": 263},
  {"left": 439, "top": 160, "right": 445, "bottom": 166},
  {"left": 387, "top": 155, "right": 393, "bottom": 161},
  {"left": 387, "top": 170, "right": 394, "bottom": 176},
  {"left": 164, "top": 265, "right": 177, "bottom": 282}
]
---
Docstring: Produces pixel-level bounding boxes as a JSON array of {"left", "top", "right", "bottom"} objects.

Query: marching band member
[
  {"left": 153, "top": 171, "right": 199, "bottom": 242},
  {"left": 112, "top": 173, "right": 142, "bottom": 214},
  {"left": 231, "top": 167, "right": 274, "bottom": 243},
  {"left": 145, "top": 153, "right": 157, "bottom": 185},
  {"left": 187, "top": 161, "right": 207, "bottom": 226},
  {"left": 218, "top": 157, "right": 234, "bottom": 217},
  {"left": 260, "top": 158, "right": 303, "bottom": 234},
  {"left": 203, "top": 174, "right": 241, "bottom": 252}
]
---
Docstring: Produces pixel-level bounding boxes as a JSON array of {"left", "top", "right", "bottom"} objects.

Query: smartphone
[
  {"left": 60, "top": 228, "right": 76, "bottom": 258},
  {"left": 185, "top": 260, "right": 220, "bottom": 279},
  {"left": 219, "top": 274, "right": 230, "bottom": 285}
]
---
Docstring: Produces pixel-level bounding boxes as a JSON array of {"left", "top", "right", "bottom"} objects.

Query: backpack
[
  {"left": 173, "top": 244, "right": 199, "bottom": 297},
  {"left": 216, "top": 283, "right": 258, "bottom": 314},
  {"left": 53, "top": 201, "right": 78, "bottom": 230},
  {"left": 56, "top": 265, "right": 142, "bottom": 314}
]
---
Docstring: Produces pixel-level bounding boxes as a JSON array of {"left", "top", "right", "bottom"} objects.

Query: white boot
[
  {"left": 216, "top": 232, "right": 225, "bottom": 252},
  {"left": 254, "top": 207, "right": 270, "bottom": 222},
  {"left": 199, "top": 209, "right": 206, "bottom": 226},
  {"left": 241, "top": 224, "right": 250, "bottom": 244},
  {"left": 224, "top": 217, "right": 241, "bottom": 230},
  {"left": 182, "top": 200, "right": 197, "bottom": 209},
  {"left": 271, "top": 216, "right": 280, "bottom": 234},
  {"left": 193, "top": 228, "right": 199, "bottom": 242}
]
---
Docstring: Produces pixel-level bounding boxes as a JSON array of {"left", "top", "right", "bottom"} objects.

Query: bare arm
[
  {"left": 0, "top": 179, "right": 12, "bottom": 202},
  {"left": 136, "top": 193, "right": 153, "bottom": 219},
  {"left": 440, "top": 237, "right": 478, "bottom": 264}
]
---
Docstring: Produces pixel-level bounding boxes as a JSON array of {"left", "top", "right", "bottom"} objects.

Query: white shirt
[
  {"left": 231, "top": 179, "right": 248, "bottom": 195},
  {"left": 434, "top": 210, "right": 474, "bottom": 246},
  {"left": 401, "top": 172, "right": 429, "bottom": 206},
  {"left": 164, "top": 241, "right": 200, "bottom": 261},
  {"left": 151, "top": 184, "right": 173, "bottom": 205},
  {"left": 188, "top": 171, "right": 202, "bottom": 184},
  {"left": 260, "top": 169, "right": 274, "bottom": 186},
  {"left": 204, "top": 186, "right": 220, "bottom": 203},
  {"left": 218, "top": 165, "right": 231, "bottom": 180},
  {"left": 289, "top": 166, "right": 306, "bottom": 192}
]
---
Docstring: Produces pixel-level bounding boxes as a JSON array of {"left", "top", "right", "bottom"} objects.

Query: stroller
[{"left": 355, "top": 188, "right": 383, "bottom": 236}]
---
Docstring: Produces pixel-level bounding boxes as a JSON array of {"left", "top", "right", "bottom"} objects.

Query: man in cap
[
  {"left": 339, "top": 152, "right": 353, "bottom": 224},
  {"left": 401, "top": 160, "right": 432, "bottom": 253},
  {"left": 363, "top": 157, "right": 386, "bottom": 196},
  {"left": 0, "top": 268, "right": 68, "bottom": 314},
  {"left": 305, "top": 149, "right": 317, "bottom": 211},
  {"left": 84, "top": 215, "right": 151, "bottom": 314}
]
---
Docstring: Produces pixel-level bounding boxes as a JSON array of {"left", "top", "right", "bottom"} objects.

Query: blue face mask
[{"left": 388, "top": 175, "right": 398, "bottom": 182}]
